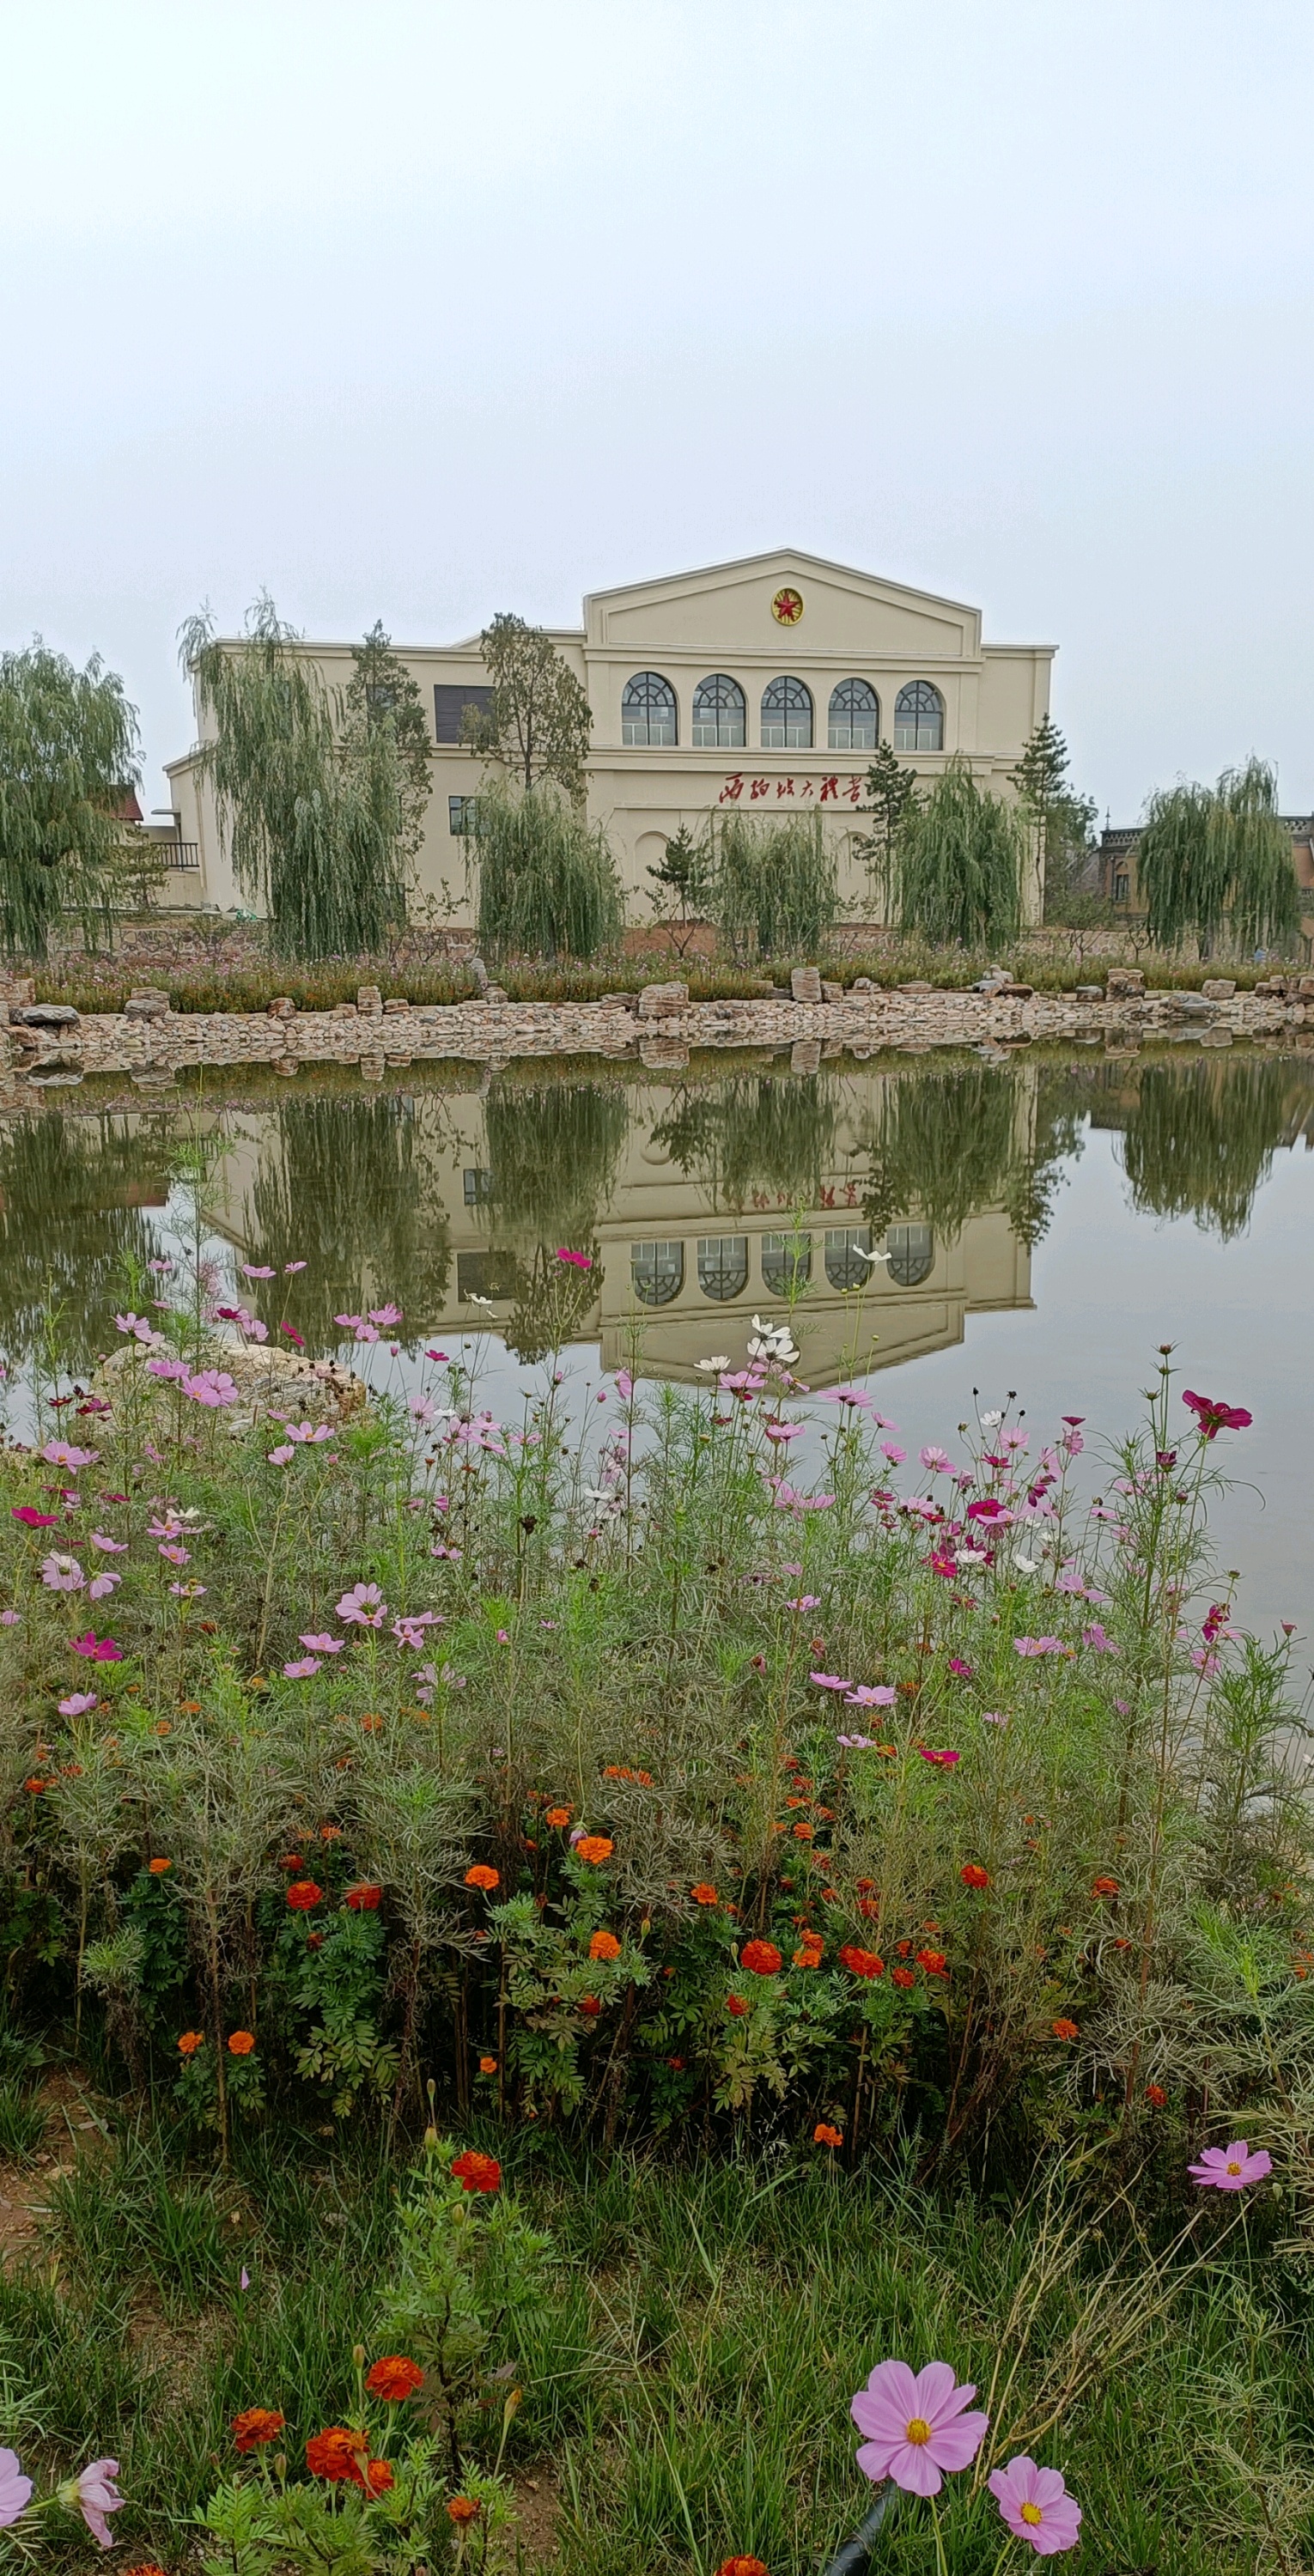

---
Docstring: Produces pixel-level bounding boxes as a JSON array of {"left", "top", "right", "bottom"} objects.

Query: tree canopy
[
  {"left": 879, "top": 755, "right": 1025, "bottom": 948},
  {"left": 1135, "top": 757, "right": 1300, "bottom": 957},
  {"left": 1008, "top": 716, "right": 1098, "bottom": 922},
  {"left": 346, "top": 622, "right": 433, "bottom": 874},
  {"left": 470, "top": 778, "right": 624, "bottom": 960},
  {"left": 0, "top": 642, "right": 141, "bottom": 957},
  {"left": 180, "top": 598, "right": 409, "bottom": 959},
  {"left": 461, "top": 614, "right": 593, "bottom": 798}
]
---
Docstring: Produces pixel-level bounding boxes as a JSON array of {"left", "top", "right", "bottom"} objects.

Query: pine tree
[
  {"left": 1010, "top": 717, "right": 1098, "bottom": 919},
  {"left": 346, "top": 623, "right": 432, "bottom": 872},
  {"left": 854, "top": 742, "right": 917, "bottom": 906}
]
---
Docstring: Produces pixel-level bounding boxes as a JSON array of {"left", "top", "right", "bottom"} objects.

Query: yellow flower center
[
  {"left": 905, "top": 2418, "right": 931, "bottom": 2445},
  {"left": 1021, "top": 2502, "right": 1043, "bottom": 2526},
  {"left": 1226, "top": 2159, "right": 1243, "bottom": 2174}
]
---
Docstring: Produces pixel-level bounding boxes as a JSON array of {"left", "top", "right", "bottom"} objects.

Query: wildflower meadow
[{"left": 0, "top": 1225, "right": 1310, "bottom": 2573}]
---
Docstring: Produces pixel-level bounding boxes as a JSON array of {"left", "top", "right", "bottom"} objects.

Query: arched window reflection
[
  {"left": 697, "top": 1236, "right": 749, "bottom": 1300},
  {"left": 622, "top": 672, "right": 678, "bottom": 747},
  {"left": 761, "top": 1231, "right": 812, "bottom": 1296},
  {"left": 692, "top": 674, "right": 745, "bottom": 749},
  {"left": 885, "top": 1223, "right": 934, "bottom": 1285},
  {"left": 631, "top": 1240, "right": 684, "bottom": 1305},
  {"left": 824, "top": 1226, "right": 873, "bottom": 1291},
  {"left": 761, "top": 676, "right": 813, "bottom": 750},
  {"left": 892, "top": 682, "right": 944, "bottom": 752},
  {"left": 829, "top": 678, "right": 879, "bottom": 752}
]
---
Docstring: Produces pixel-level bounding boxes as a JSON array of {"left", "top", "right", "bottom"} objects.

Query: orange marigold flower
[
  {"left": 792, "top": 1821, "right": 814, "bottom": 1840},
  {"left": 179, "top": 1699, "right": 203, "bottom": 1713},
  {"left": 578, "top": 1994, "right": 602, "bottom": 2016},
  {"left": 24, "top": 1779, "right": 48, "bottom": 1795},
  {"left": 447, "top": 2498, "right": 482, "bottom": 2524},
  {"left": 286, "top": 1879, "right": 323, "bottom": 1911},
  {"left": 1092, "top": 1876, "right": 1120, "bottom": 1898},
  {"left": 1146, "top": 2081, "right": 1168, "bottom": 2106},
  {"left": 319, "top": 1823, "right": 343, "bottom": 1840},
  {"left": 575, "top": 1836, "right": 614, "bottom": 1865},
  {"left": 451, "top": 2149, "right": 501, "bottom": 2193},
  {"left": 355, "top": 2459, "right": 393, "bottom": 2498},
  {"left": 148, "top": 1857, "right": 172, "bottom": 1874},
  {"left": 857, "top": 1895, "right": 879, "bottom": 1919},
  {"left": 1052, "top": 2018, "right": 1080, "bottom": 2041},
  {"left": 153, "top": 1721, "right": 172, "bottom": 1736},
  {"left": 364, "top": 2355, "right": 423, "bottom": 2403},
  {"left": 813, "top": 2122, "right": 844, "bottom": 2148},
  {"left": 232, "top": 2407, "right": 285, "bottom": 2452},
  {"left": 121, "top": 2563, "right": 171, "bottom": 2576},
  {"left": 361, "top": 1714, "right": 383, "bottom": 1734},
  {"left": 855, "top": 1878, "right": 876, "bottom": 1893},
  {"left": 178, "top": 2030, "right": 204, "bottom": 2054},
  {"left": 588, "top": 1929, "right": 621, "bottom": 1960},
  {"left": 691, "top": 1882, "right": 719, "bottom": 1905},
  {"left": 740, "top": 1938, "right": 782, "bottom": 1976},
  {"left": 544, "top": 1806, "right": 571, "bottom": 1827},
  {"left": 916, "top": 1948, "right": 947, "bottom": 1976},
  {"left": 960, "top": 1863, "right": 990, "bottom": 1890},
  {"left": 306, "top": 2427, "right": 365, "bottom": 2482},
  {"left": 465, "top": 1863, "right": 500, "bottom": 1890},
  {"left": 280, "top": 1853, "right": 305, "bottom": 1870},
  {"left": 726, "top": 1992, "right": 748, "bottom": 2016},
  {"left": 345, "top": 1883, "right": 382, "bottom": 1911},
  {"left": 715, "top": 2558, "right": 769, "bottom": 2576},
  {"left": 838, "top": 1944, "right": 885, "bottom": 1979},
  {"left": 478, "top": 2055, "right": 498, "bottom": 2075},
  {"left": 793, "top": 1942, "right": 823, "bottom": 1968},
  {"left": 891, "top": 1965, "right": 915, "bottom": 1989},
  {"left": 228, "top": 2030, "right": 256, "bottom": 2056}
]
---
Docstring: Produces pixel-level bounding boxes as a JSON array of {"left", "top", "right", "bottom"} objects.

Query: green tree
[
  {"left": 245, "top": 1092, "right": 452, "bottom": 1340},
  {"left": 709, "top": 810, "right": 839, "bottom": 960},
  {"left": 180, "top": 596, "right": 408, "bottom": 960},
  {"left": 854, "top": 741, "right": 916, "bottom": 902},
  {"left": 345, "top": 622, "right": 432, "bottom": 872},
  {"left": 1135, "top": 757, "right": 1300, "bottom": 958},
  {"left": 1010, "top": 716, "right": 1098, "bottom": 921},
  {"left": 0, "top": 642, "right": 141, "bottom": 957},
  {"left": 646, "top": 823, "right": 714, "bottom": 954},
  {"left": 882, "top": 754, "right": 1024, "bottom": 948},
  {"left": 471, "top": 779, "right": 624, "bottom": 960},
  {"left": 461, "top": 612, "right": 593, "bottom": 798}
]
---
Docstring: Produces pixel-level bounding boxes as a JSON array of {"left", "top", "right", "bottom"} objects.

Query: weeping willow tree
[
  {"left": 244, "top": 1093, "right": 451, "bottom": 1339},
  {"left": 0, "top": 1114, "right": 175, "bottom": 1371},
  {"left": 879, "top": 756, "right": 1024, "bottom": 948},
  {"left": 709, "top": 811, "right": 839, "bottom": 961},
  {"left": 858, "top": 1059, "right": 1084, "bottom": 1249},
  {"left": 482, "top": 1078, "right": 626, "bottom": 1244},
  {"left": 1135, "top": 758, "right": 1300, "bottom": 957},
  {"left": 651, "top": 1072, "right": 837, "bottom": 1210},
  {"left": 471, "top": 781, "right": 624, "bottom": 960},
  {"left": 179, "top": 598, "right": 408, "bottom": 959},
  {"left": 1119, "top": 1055, "right": 1299, "bottom": 1241},
  {"left": 0, "top": 644, "right": 141, "bottom": 957}
]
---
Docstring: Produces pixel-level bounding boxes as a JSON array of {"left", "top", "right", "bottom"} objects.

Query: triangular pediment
[{"left": 585, "top": 550, "right": 982, "bottom": 659}]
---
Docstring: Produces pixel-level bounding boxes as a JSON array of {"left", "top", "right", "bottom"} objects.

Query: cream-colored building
[{"left": 167, "top": 549, "right": 1055, "bottom": 926}]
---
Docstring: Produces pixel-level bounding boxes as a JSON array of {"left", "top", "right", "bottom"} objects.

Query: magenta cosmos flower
[
  {"left": 1188, "top": 2139, "right": 1272, "bottom": 2190},
  {"left": 70, "top": 1633, "right": 123, "bottom": 1662},
  {"left": 1183, "top": 1389, "right": 1252, "bottom": 1440},
  {"left": 988, "top": 2455, "right": 1082, "bottom": 2555},
  {"left": 56, "top": 2458, "right": 124, "bottom": 2548},
  {"left": 851, "top": 2360, "right": 988, "bottom": 2496},
  {"left": 0, "top": 2448, "right": 31, "bottom": 2525}
]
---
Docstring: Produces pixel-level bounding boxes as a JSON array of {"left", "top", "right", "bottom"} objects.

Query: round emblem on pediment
[{"left": 770, "top": 586, "right": 804, "bottom": 626}]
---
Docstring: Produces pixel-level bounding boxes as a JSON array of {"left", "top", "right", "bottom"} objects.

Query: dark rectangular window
[
  {"left": 448, "top": 795, "right": 480, "bottom": 836},
  {"left": 434, "top": 683, "right": 494, "bottom": 744},
  {"left": 1113, "top": 872, "right": 1129, "bottom": 904}
]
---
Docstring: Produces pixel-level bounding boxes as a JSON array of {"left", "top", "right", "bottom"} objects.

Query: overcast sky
[{"left": 3, "top": 0, "right": 1311, "bottom": 819}]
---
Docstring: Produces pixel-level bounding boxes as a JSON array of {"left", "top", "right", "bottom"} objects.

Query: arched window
[
  {"left": 761, "top": 1231, "right": 812, "bottom": 1296},
  {"left": 885, "top": 1224, "right": 934, "bottom": 1286},
  {"left": 829, "top": 678, "right": 879, "bottom": 752},
  {"left": 621, "top": 672, "right": 678, "bottom": 747},
  {"left": 697, "top": 1236, "right": 749, "bottom": 1301},
  {"left": 691, "top": 674, "right": 745, "bottom": 749},
  {"left": 631, "top": 1240, "right": 684, "bottom": 1306},
  {"left": 761, "top": 676, "right": 813, "bottom": 750},
  {"left": 892, "top": 682, "right": 944, "bottom": 752},
  {"left": 824, "top": 1226, "right": 873, "bottom": 1291}
]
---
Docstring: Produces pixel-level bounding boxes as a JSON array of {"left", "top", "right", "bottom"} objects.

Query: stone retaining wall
[{"left": 3, "top": 982, "right": 1311, "bottom": 1103}]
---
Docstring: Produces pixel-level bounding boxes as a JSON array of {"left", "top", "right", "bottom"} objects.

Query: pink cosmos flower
[
  {"left": 56, "top": 2457, "right": 124, "bottom": 2548},
  {"left": 298, "top": 1633, "right": 342, "bottom": 1655},
  {"left": 1183, "top": 1389, "right": 1252, "bottom": 1440},
  {"left": 1188, "top": 2139, "right": 1272, "bottom": 2191},
  {"left": 1014, "top": 1636, "right": 1068, "bottom": 1658},
  {"left": 12, "top": 1508, "right": 58, "bottom": 1528},
  {"left": 615, "top": 1368, "right": 633, "bottom": 1400},
  {"left": 283, "top": 1657, "right": 320, "bottom": 1680},
  {"left": 337, "top": 1582, "right": 387, "bottom": 1627},
  {"left": 948, "top": 1656, "right": 973, "bottom": 1678},
  {"left": 554, "top": 1248, "right": 593, "bottom": 1270},
  {"left": 58, "top": 1692, "right": 98, "bottom": 1717},
  {"left": 920, "top": 1747, "right": 960, "bottom": 1767},
  {"left": 89, "top": 1532, "right": 128, "bottom": 1553},
  {"left": 114, "top": 1313, "right": 155, "bottom": 1342},
  {"left": 851, "top": 2359, "right": 988, "bottom": 2497},
  {"left": 811, "top": 1672, "right": 854, "bottom": 1692},
  {"left": 844, "top": 1684, "right": 896, "bottom": 1706},
  {"left": 919, "top": 1445, "right": 952, "bottom": 1472},
  {"left": 182, "top": 1370, "right": 238, "bottom": 1408},
  {"left": 368, "top": 1303, "right": 403, "bottom": 1325},
  {"left": 40, "top": 1554, "right": 85, "bottom": 1593},
  {"left": 1082, "top": 1623, "right": 1118, "bottom": 1654},
  {"left": 880, "top": 1442, "right": 906, "bottom": 1464},
  {"left": 88, "top": 1572, "right": 120, "bottom": 1601},
  {"left": 71, "top": 1634, "right": 123, "bottom": 1661},
  {"left": 821, "top": 1388, "right": 874, "bottom": 1410},
  {"left": 988, "top": 2455, "right": 1082, "bottom": 2555},
  {"left": 0, "top": 1611, "right": 18, "bottom": 1626},
  {"left": 837, "top": 1733, "right": 879, "bottom": 1750},
  {"left": 146, "top": 1356, "right": 188, "bottom": 1382},
  {"left": 40, "top": 1443, "right": 99, "bottom": 1471},
  {"left": 240, "top": 1264, "right": 276, "bottom": 1279},
  {"left": 169, "top": 1582, "right": 206, "bottom": 1598},
  {"left": 280, "top": 1324, "right": 306, "bottom": 1347},
  {"left": 0, "top": 2448, "right": 32, "bottom": 2524},
  {"left": 286, "top": 1421, "right": 332, "bottom": 1443},
  {"left": 283, "top": 1261, "right": 307, "bottom": 1273},
  {"left": 786, "top": 1595, "right": 821, "bottom": 1612},
  {"left": 267, "top": 1445, "right": 296, "bottom": 1467},
  {"left": 158, "top": 1544, "right": 191, "bottom": 1566}
]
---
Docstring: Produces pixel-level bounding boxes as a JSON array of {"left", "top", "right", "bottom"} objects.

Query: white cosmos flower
[
  {"left": 980, "top": 1409, "right": 1004, "bottom": 1428},
  {"left": 697, "top": 1356, "right": 730, "bottom": 1372},
  {"left": 1014, "top": 1553, "right": 1039, "bottom": 1574}
]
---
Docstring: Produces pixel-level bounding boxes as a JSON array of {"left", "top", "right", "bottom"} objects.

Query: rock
[
  {"left": 1105, "top": 968, "right": 1146, "bottom": 997},
  {"left": 484, "top": 987, "right": 508, "bottom": 1005},
  {"left": 897, "top": 980, "right": 934, "bottom": 994},
  {"left": 1298, "top": 975, "right": 1314, "bottom": 999},
  {"left": 821, "top": 980, "right": 844, "bottom": 1004},
  {"left": 332, "top": 1002, "right": 359, "bottom": 1017},
  {"left": 791, "top": 1039, "right": 822, "bottom": 1074},
  {"left": 849, "top": 975, "right": 874, "bottom": 992},
  {"left": 1201, "top": 978, "right": 1236, "bottom": 999},
  {"left": 637, "top": 981, "right": 690, "bottom": 1019},
  {"left": 639, "top": 1033, "right": 689, "bottom": 1068},
  {"left": 468, "top": 954, "right": 490, "bottom": 994},
  {"left": 274, "top": 1057, "right": 299, "bottom": 1077},
  {"left": 599, "top": 994, "right": 638, "bottom": 1008},
  {"left": 790, "top": 965, "right": 823, "bottom": 1004},
  {"left": 19, "top": 1002, "right": 80, "bottom": 1027},
  {"left": 383, "top": 997, "right": 410, "bottom": 1014},
  {"left": 1175, "top": 993, "right": 1216, "bottom": 1016},
  {"left": 24, "top": 1068, "right": 82, "bottom": 1086},
  {"left": 356, "top": 985, "right": 383, "bottom": 1013},
  {"left": 122, "top": 991, "right": 169, "bottom": 1019},
  {"left": 9, "top": 1024, "right": 40, "bottom": 1049},
  {"left": 266, "top": 995, "right": 296, "bottom": 1018},
  {"left": 994, "top": 984, "right": 1034, "bottom": 999},
  {"left": 1074, "top": 984, "right": 1104, "bottom": 999}
]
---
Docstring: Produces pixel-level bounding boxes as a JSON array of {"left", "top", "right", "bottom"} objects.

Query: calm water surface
[{"left": 5, "top": 1043, "right": 1312, "bottom": 1631}]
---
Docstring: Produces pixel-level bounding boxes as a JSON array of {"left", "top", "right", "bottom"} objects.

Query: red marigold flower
[
  {"left": 1052, "top": 2018, "right": 1080, "bottom": 2041},
  {"left": 578, "top": 1994, "right": 602, "bottom": 2016},
  {"left": 345, "top": 1883, "right": 382, "bottom": 1911},
  {"left": 916, "top": 1948, "right": 947, "bottom": 1976},
  {"left": 857, "top": 1895, "right": 880, "bottom": 1919},
  {"left": 464, "top": 1863, "right": 500, "bottom": 1890},
  {"left": 228, "top": 2030, "right": 256, "bottom": 2056},
  {"left": 813, "top": 2122, "right": 844, "bottom": 2148},
  {"left": 575, "top": 1835, "right": 614, "bottom": 1865},
  {"left": 960, "top": 1863, "right": 991, "bottom": 1890},
  {"left": 451, "top": 2149, "right": 501, "bottom": 2193},
  {"left": 306, "top": 2427, "right": 366, "bottom": 2482},
  {"left": 353, "top": 2458, "right": 392, "bottom": 2497},
  {"left": 286, "top": 1879, "right": 323, "bottom": 1911},
  {"left": 364, "top": 2355, "right": 423, "bottom": 2403},
  {"left": 447, "top": 2498, "right": 482, "bottom": 2524},
  {"left": 715, "top": 2558, "right": 769, "bottom": 2576},
  {"left": 588, "top": 1929, "right": 621, "bottom": 1960},
  {"left": 233, "top": 2407, "right": 285, "bottom": 2452},
  {"left": 280, "top": 1853, "right": 305, "bottom": 1870},
  {"left": 891, "top": 1965, "right": 915, "bottom": 1989},
  {"left": 1146, "top": 2082, "right": 1168, "bottom": 2107},
  {"left": 691, "top": 1882, "right": 719, "bottom": 1905},
  {"left": 1092, "top": 1875, "right": 1120, "bottom": 1898},
  {"left": 740, "top": 1939, "right": 782, "bottom": 1976},
  {"left": 148, "top": 1857, "right": 172, "bottom": 1874},
  {"left": 178, "top": 2029, "right": 204, "bottom": 2054},
  {"left": 544, "top": 1806, "right": 571, "bottom": 1826},
  {"left": 726, "top": 1992, "right": 748, "bottom": 2016},
  {"left": 838, "top": 1944, "right": 885, "bottom": 1979}
]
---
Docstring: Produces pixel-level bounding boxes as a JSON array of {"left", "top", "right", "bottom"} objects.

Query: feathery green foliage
[
  {"left": 462, "top": 612, "right": 593, "bottom": 797},
  {"left": 883, "top": 754, "right": 1025, "bottom": 947},
  {"left": 180, "top": 598, "right": 409, "bottom": 960},
  {"left": 345, "top": 622, "right": 433, "bottom": 876},
  {"left": 709, "top": 809, "right": 840, "bottom": 959},
  {"left": 1010, "top": 715, "right": 1098, "bottom": 922},
  {"left": 854, "top": 739, "right": 916, "bottom": 896},
  {"left": 0, "top": 642, "right": 141, "bottom": 957},
  {"left": 1136, "top": 757, "right": 1300, "bottom": 957},
  {"left": 471, "top": 780, "right": 624, "bottom": 959}
]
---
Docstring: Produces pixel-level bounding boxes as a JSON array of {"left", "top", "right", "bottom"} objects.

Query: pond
[{"left": 4, "top": 1041, "right": 1312, "bottom": 1631}]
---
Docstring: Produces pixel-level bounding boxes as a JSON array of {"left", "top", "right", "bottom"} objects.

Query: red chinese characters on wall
[{"left": 718, "top": 774, "right": 864, "bottom": 805}]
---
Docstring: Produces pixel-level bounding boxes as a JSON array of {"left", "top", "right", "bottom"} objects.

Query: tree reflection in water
[
  {"left": 650, "top": 1073, "right": 836, "bottom": 1210},
  {"left": 479, "top": 1082, "right": 626, "bottom": 1361},
  {"left": 246, "top": 1094, "right": 453, "bottom": 1342},
  {"left": 1114, "top": 1054, "right": 1314, "bottom": 1241},
  {"left": 858, "top": 1060, "right": 1087, "bottom": 1248},
  {"left": 0, "top": 1113, "right": 177, "bottom": 1373}
]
